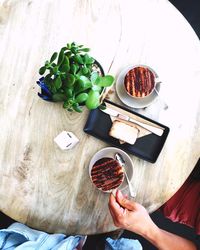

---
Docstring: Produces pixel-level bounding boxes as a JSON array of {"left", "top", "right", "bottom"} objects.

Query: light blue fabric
[
  {"left": 105, "top": 237, "right": 142, "bottom": 250},
  {"left": 0, "top": 223, "right": 143, "bottom": 250},
  {"left": 0, "top": 223, "right": 82, "bottom": 250}
]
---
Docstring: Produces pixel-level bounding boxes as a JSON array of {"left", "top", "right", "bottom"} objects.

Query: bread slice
[{"left": 109, "top": 120, "right": 139, "bottom": 145}]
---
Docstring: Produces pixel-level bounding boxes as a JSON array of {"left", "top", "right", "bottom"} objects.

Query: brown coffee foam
[
  {"left": 91, "top": 157, "right": 124, "bottom": 192},
  {"left": 124, "top": 66, "right": 155, "bottom": 98}
]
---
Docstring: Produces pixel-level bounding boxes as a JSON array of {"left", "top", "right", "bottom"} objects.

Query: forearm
[{"left": 141, "top": 224, "right": 197, "bottom": 250}]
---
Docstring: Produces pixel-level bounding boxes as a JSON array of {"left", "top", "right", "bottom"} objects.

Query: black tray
[{"left": 83, "top": 100, "right": 170, "bottom": 163}]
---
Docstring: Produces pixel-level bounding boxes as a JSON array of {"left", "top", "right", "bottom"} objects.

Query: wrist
[
  {"left": 141, "top": 224, "right": 161, "bottom": 244},
  {"left": 139, "top": 222, "right": 161, "bottom": 243}
]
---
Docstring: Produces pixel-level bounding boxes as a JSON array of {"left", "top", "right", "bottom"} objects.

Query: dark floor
[
  {"left": 0, "top": 1, "right": 200, "bottom": 249},
  {"left": 169, "top": 0, "right": 200, "bottom": 39}
]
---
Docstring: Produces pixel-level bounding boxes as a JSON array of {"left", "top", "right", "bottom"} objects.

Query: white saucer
[
  {"left": 89, "top": 147, "right": 134, "bottom": 192},
  {"left": 116, "top": 64, "right": 161, "bottom": 109}
]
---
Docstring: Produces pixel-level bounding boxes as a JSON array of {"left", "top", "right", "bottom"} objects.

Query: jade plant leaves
[
  {"left": 65, "top": 74, "right": 75, "bottom": 87},
  {"left": 95, "top": 75, "right": 115, "bottom": 87},
  {"left": 86, "top": 90, "right": 100, "bottom": 110},
  {"left": 54, "top": 76, "right": 62, "bottom": 89},
  {"left": 37, "top": 42, "right": 115, "bottom": 112},
  {"left": 52, "top": 93, "right": 66, "bottom": 102},
  {"left": 75, "top": 93, "right": 88, "bottom": 103},
  {"left": 50, "top": 52, "right": 58, "bottom": 63},
  {"left": 39, "top": 66, "right": 46, "bottom": 75}
]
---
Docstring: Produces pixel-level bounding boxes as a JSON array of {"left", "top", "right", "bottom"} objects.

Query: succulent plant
[{"left": 37, "top": 42, "right": 115, "bottom": 112}]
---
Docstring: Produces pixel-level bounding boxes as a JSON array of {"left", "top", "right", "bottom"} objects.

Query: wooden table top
[{"left": 0, "top": 0, "right": 200, "bottom": 235}]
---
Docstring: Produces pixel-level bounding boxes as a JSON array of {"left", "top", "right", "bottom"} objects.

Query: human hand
[{"left": 108, "top": 190, "right": 158, "bottom": 237}]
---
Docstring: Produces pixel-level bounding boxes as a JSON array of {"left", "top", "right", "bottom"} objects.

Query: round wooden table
[{"left": 0, "top": 0, "right": 200, "bottom": 235}]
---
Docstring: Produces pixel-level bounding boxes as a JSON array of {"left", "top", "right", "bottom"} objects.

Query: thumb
[{"left": 116, "top": 190, "right": 137, "bottom": 211}]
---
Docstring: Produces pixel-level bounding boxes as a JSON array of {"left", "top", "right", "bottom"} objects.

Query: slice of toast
[{"left": 109, "top": 120, "right": 139, "bottom": 145}]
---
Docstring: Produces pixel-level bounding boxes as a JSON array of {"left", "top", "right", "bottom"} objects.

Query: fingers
[
  {"left": 108, "top": 193, "right": 126, "bottom": 228},
  {"left": 116, "top": 190, "right": 136, "bottom": 211},
  {"left": 109, "top": 193, "right": 125, "bottom": 215}
]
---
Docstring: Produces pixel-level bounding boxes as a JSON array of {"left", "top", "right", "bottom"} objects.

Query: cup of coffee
[
  {"left": 124, "top": 65, "right": 156, "bottom": 98},
  {"left": 90, "top": 157, "right": 124, "bottom": 192}
]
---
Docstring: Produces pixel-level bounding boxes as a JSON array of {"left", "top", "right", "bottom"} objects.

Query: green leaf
[
  {"left": 85, "top": 56, "right": 95, "bottom": 64},
  {"left": 82, "top": 66, "right": 89, "bottom": 75},
  {"left": 95, "top": 75, "right": 115, "bottom": 87},
  {"left": 74, "top": 76, "right": 92, "bottom": 94},
  {"left": 75, "top": 93, "right": 88, "bottom": 103},
  {"left": 83, "top": 54, "right": 94, "bottom": 64},
  {"left": 92, "top": 85, "right": 102, "bottom": 92},
  {"left": 52, "top": 66, "right": 59, "bottom": 74},
  {"left": 72, "top": 103, "right": 83, "bottom": 113},
  {"left": 79, "top": 48, "right": 90, "bottom": 52},
  {"left": 60, "top": 72, "right": 67, "bottom": 80},
  {"left": 66, "top": 43, "right": 71, "bottom": 49},
  {"left": 50, "top": 52, "right": 58, "bottom": 63},
  {"left": 86, "top": 90, "right": 100, "bottom": 110},
  {"left": 57, "top": 50, "right": 65, "bottom": 66},
  {"left": 74, "top": 55, "right": 83, "bottom": 64},
  {"left": 79, "top": 76, "right": 91, "bottom": 85},
  {"left": 61, "top": 46, "right": 67, "bottom": 52},
  {"left": 71, "top": 47, "right": 78, "bottom": 54},
  {"left": 60, "top": 63, "right": 70, "bottom": 73},
  {"left": 63, "top": 101, "right": 69, "bottom": 109},
  {"left": 52, "top": 93, "right": 66, "bottom": 102},
  {"left": 45, "top": 60, "right": 50, "bottom": 67},
  {"left": 90, "top": 72, "right": 99, "bottom": 84},
  {"left": 74, "top": 79, "right": 84, "bottom": 93},
  {"left": 82, "top": 81, "right": 92, "bottom": 90},
  {"left": 54, "top": 76, "right": 62, "bottom": 89},
  {"left": 66, "top": 74, "right": 75, "bottom": 87},
  {"left": 51, "top": 85, "right": 57, "bottom": 94},
  {"left": 64, "top": 88, "right": 73, "bottom": 98},
  {"left": 65, "top": 51, "right": 72, "bottom": 57},
  {"left": 70, "top": 64, "right": 78, "bottom": 74},
  {"left": 60, "top": 56, "right": 70, "bottom": 72},
  {"left": 39, "top": 66, "right": 46, "bottom": 75},
  {"left": 44, "top": 74, "right": 52, "bottom": 84}
]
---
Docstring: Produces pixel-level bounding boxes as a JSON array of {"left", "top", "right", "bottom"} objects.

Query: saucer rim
[
  {"left": 116, "top": 64, "right": 160, "bottom": 109},
  {"left": 89, "top": 147, "right": 134, "bottom": 193}
]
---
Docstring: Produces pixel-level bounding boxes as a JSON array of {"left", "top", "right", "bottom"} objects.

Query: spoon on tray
[{"left": 115, "top": 153, "right": 136, "bottom": 198}]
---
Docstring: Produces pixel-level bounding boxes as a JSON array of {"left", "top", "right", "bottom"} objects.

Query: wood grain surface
[{"left": 0, "top": 0, "right": 200, "bottom": 235}]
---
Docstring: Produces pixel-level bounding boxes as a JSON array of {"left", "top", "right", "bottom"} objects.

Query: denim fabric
[
  {"left": 0, "top": 223, "right": 143, "bottom": 250},
  {"left": 105, "top": 237, "right": 142, "bottom": 250},
  {"left": 0, "top": 223, "right": 82, "bottom": 250}
]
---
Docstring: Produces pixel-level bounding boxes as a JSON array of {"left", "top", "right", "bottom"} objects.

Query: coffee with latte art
[
  {"left": 124, "top": 66, "right": 155, "bottom": 98},
  {"left": 91, "top": 157, "right": 124, "bottom": 192}
]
